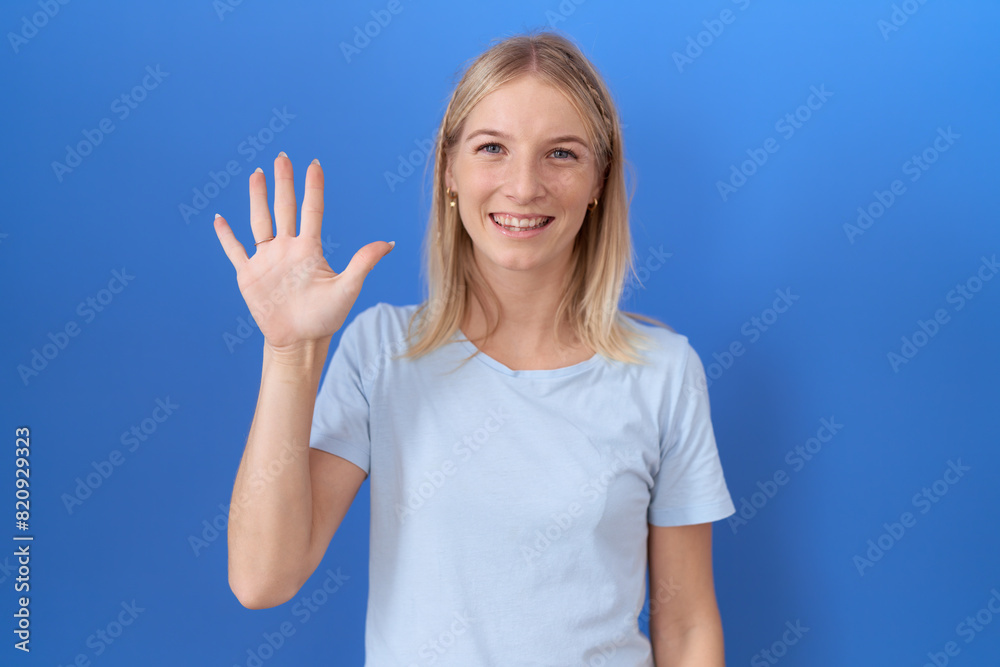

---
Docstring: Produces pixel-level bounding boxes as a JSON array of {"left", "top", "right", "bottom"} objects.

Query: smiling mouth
[{"left": 489, "top": 213, "right": 553, "bottom": 231}]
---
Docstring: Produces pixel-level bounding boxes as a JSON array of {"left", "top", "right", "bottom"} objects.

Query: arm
[
  {"left": 214, "top": 154, "right": 391, "bottom": 609},
  {"left": 227, "top": 340, "right": 368, "bottom": 609},
  {"left": 647, "top": 522, "right": 726, "bottom": 666}
]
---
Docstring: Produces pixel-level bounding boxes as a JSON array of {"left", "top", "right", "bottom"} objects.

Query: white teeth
[{"left": 491, "top": 214, "right": 551, "bottom": 229}]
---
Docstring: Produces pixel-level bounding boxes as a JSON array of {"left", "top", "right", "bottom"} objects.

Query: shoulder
[
  {"left": 345, "top": 301, "right": 420, "bottom": 335},
  {"left": 620, "top": 314, "right": 700, "bottom": 371},
  {"left": 618, "top": 315, "right": 712, "bottom": 405},
  {"left": 339, "top": 301, "right": 420, "bottom": 362}
]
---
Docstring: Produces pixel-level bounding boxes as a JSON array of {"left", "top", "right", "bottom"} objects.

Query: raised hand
[{"left": 213, "top": 153, "right": 394, "bottom": 357}]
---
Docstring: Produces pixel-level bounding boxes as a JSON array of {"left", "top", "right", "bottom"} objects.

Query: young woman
[{"left": 215, "top": 30, "right": 735, "bottom": 666}]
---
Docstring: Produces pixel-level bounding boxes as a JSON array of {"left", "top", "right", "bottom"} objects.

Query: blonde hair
[{"left": 401, "top": 28, "right": 670, "bottom": 367}]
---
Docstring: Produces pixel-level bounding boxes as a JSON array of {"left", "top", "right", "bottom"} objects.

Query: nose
[{"left": 504, "top": 152, "right": 546, "bottom": 204}]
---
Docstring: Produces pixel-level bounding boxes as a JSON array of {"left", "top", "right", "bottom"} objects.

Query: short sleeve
[
  {"left": 308, "top": 312, "right": 372, "bottom": 475},
  {"left": 647, "top": 341, "right": 735, "bottom": 527}
]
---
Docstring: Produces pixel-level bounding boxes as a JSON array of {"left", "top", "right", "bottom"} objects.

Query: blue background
[{"left": 2, "top": 1, "right": 998, "bottom": 665}]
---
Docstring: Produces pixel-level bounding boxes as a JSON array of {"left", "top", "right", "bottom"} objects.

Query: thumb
[{"left": 340, "top": 240, "right": 395, "bottom": 290}]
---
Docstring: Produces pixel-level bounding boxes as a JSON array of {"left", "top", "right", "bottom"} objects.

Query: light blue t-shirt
[{"left": 308, "top": 302, "right": 735, "bottom": 666}]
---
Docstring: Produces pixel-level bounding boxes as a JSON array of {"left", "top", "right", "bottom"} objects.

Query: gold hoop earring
[
  {"left": 446, "top": 187, "right": 457, "bottom": 208},
  {"left": 587, "top": 197, "right": 599, "bottom": 211}
]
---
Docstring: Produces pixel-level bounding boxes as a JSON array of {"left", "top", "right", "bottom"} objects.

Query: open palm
[{"left": 213, "top": 154, "right": 393, "bottom": 353}]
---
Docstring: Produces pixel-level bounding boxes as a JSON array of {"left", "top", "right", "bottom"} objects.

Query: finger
[
  {"left": 249, "top": 167, "right": 274, "bottom": 244},
  {"left": 213, "top": 214, "right": 249, "bottom": 269},
  {"left": 340, "top": 240, "right": 394, "bottom": 292},
  {"left": 273, "top": 152, "right": 297, "bottom": 238},
  {"left": 300, "top": 159, "right": 324, "bottom": 240}
]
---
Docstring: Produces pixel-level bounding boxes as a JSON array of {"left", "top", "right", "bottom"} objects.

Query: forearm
[
  {"left": 227, "top": 337, "right": 331, "bottom": 607},
  {"left": 652, "top": 614, "right": 726, "bottom": 667}
]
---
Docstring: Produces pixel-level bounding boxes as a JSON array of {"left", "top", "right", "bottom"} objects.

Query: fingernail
[
  {"left": 387, "top": 241, "right": 395, "bottom": 250},
  {"left": 215, "top": 213, "right": 221, "bottom": 219},
  {"left": 254, "top": 167, "right": 263, "bottom": 174},
  {"left": 278, "top": 151, "right": 287, "bottom": 158},
  {"left": 311, "top": 158, "right": 320, "bottom": 166}
]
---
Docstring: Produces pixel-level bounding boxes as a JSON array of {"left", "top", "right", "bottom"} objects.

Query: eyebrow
[{"left": 465, "top": 128, "right": 589, "bottom": 147}]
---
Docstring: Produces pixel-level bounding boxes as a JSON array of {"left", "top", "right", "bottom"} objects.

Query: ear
[
  {"left": 590, "top": 176, "right": 604, "bottom": 202},
  {"left": 445, "top": 159, "right": 455, "bottom": 192},
  {"left": 590, "top": 164, "right": 608, "bottom": 202}
]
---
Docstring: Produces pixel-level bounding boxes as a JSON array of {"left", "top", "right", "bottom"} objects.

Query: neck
[{"left": 461, "top": 249, "right": 580, "bottom": 353}]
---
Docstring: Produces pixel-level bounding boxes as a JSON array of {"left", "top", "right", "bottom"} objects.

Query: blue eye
[{"left": 474, "top": 142, "right": 578, "bottom": 159}]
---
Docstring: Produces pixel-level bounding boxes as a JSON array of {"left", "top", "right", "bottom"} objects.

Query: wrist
[{"left": 263, "top": 336, "right": 332, "bottom": 370}]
